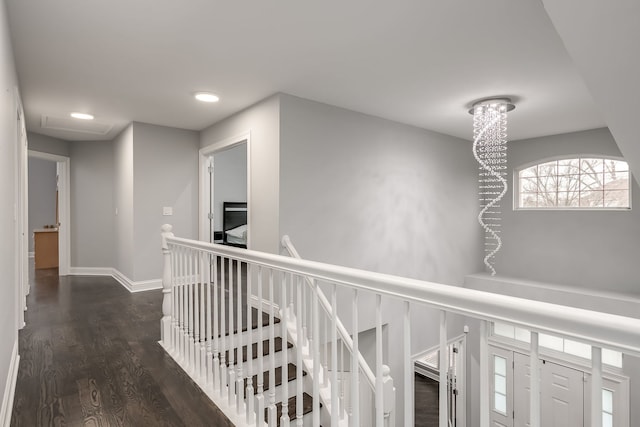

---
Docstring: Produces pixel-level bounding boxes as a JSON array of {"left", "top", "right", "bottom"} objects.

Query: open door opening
[
  {"left": 199, "top": 133, "right": 250, "bottom": 249},
  {"left": 28, "top": 150, "right": 71, "bottom": 277}
]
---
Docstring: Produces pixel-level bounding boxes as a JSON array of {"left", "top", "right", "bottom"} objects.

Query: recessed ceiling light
[
  {"left": 70, "top": 112, "right": 94, "bottom": 120},
  {"left": 195, "top": 92, "right": 220, "bottom": 103}
]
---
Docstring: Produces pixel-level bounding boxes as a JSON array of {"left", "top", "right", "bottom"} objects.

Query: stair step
[
  {"left": 264, "top": 392, "right": 318, "bottom": 427},
  {"left": 225, "top": 337, "right": 293, "bottom": 365},
  {"left": 218, "top": 307, "right": 280, "bottom": 337},
  {"left": 245, "top": 363, "right": 307, "bottom": 394}
]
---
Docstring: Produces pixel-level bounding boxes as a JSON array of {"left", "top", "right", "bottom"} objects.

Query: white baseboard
[
  {"left": 70, "top": 267, "right": 162, "bottom": 293},
  {"left": 27, "top": 252, "right": 34, "bottom": 259},
  {"left": 1, "top": 339, "right": 20, "bottom": 427},
  {"left": 250, "top": 294, "right": 280, "bottom": 313},
  {"left": 69, "top": 266, "right": 113, "bottom": 276},
  {"left": 111, "top": 269, "right": 162, "bottom": 293}
]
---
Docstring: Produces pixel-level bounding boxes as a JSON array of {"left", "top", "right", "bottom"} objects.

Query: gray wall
[
  {"left": 212, "top": 143, "right": 247, "bottom": 232},
  {"left": 0, "top": 0, "right": 20, "bottom": 411},
  {"left": 27, "top": 132, "right": 70, "bottom": 157},
  {"left": 132, "top": 122, "right": 199, "bottom": 281},
  {"left": 200, "top": 94, "right": 280, "bottom": 254},
  {"left": 494, "top": 128, "right": 640, "bottom": 295},
  {"left": 278, "top": 94, "right": 483, "bottom": 426},
  {"left": 113, "top": 124, "right": 134, "bottom": 278},
  {"left": 27, "top": 157, "right": 57, "bottom": 252},
  {"left": 70, "top": 141, "right": 115, "bottom": 268}
]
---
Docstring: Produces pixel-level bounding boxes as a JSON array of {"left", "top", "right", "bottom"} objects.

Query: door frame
[
  {"left": 489, "top": 342, "right": 630, "bottom": 427},
  {"left": 28, "top": 150, "right": 71, "bottom": 276},
  {"left": 199, "top": 131, "right": 251, "bottom": 247}
]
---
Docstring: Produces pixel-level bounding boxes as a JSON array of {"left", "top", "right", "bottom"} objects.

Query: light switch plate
[{"left": 163, "top": 206, "right": 173, "bottom": 216}]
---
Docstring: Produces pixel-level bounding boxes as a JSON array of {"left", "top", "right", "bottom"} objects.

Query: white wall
[
  {"left": 132, "top": 122, "right": 199, "bottom": 281},
  {"left": 113, "top": 124, "right": 134, "bottom": 278},
  {"left": 278, "top": 94, "right": 483, "bottom": 426},
  {"left": 212, "top": 143, "right": 247, "bottom": 232},
  {"left": 70, "top": 141, "right": 115, "bottom": 268},
  {"left": 494, "top": 128, "right": 640, "bottom": 295},
  {"left": 200, "top": 94, "right": 280, "bottom": 253},
  {"left": 0, "top": 0, "right": 20, "bottom": 416},
  {"left": 27, "top": 132, "right": 70, "bottom": 157},
  {"left": 27, "top": 156, "right": 57, "bottom": 252}
]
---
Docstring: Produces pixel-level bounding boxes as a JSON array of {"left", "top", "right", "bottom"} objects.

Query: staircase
[{"left": 158, "top": 227, "right": 379, "bottom": 426}]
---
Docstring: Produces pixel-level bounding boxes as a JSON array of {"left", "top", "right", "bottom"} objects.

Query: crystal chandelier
[{"left": 470, "top": 98, "right": 515, "bottom": 276}]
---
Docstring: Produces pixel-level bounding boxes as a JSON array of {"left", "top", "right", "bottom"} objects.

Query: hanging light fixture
[{"left": 469, "top": 98, "right": 515, "bottom": 276}]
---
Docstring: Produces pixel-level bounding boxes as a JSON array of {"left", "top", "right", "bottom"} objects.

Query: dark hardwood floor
[
  {"left": 11, "top": 266, "right": 233, "bottom": 427},
  {"left": 414, "top": 373, "right": 439, "bottom": 427}
]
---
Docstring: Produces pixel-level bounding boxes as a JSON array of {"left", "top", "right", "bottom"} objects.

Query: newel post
[
  {"left": 160, "top": 224, "right": 174, "bottom": 350},
  {"left": 382, "top": 365, "right": 396, "bottom": 427}
]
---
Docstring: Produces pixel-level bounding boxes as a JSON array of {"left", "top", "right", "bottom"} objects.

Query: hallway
[{"left": 11, "top": 267, "right": 232, "bottom": 427}]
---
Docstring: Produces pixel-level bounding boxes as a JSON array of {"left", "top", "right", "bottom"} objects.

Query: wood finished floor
[
  {"left": 414, "top": 374, "right": 439, "bottom": 427},
  {"left": 11, "top": 266, "right": 233, "bottom": 427}
]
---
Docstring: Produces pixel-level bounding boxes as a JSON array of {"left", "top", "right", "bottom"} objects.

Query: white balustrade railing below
[{"left": 159, "top": 224, "right": 640, "bottom": 427}]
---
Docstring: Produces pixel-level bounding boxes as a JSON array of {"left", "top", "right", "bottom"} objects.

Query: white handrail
[
  {"left": 281, "top": 235, "right": 377, "bottom": 390},
  {"left": 165, "top": 235, "right": 640, "bottom": 358}
]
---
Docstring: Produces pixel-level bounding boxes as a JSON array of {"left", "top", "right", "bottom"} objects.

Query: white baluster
[
  {"left": 180, "top": 246, "right": 187, "bottom": 365},
  {"left": 382, "top": 365, "right": 395, "bottom": 427},
  {"left": 199, "top": 252, "right": 206, "bottom": 382},
  {"left": 171, "top": 245, "right": 179, "bottom": 358},
  {"left": 302, "top": 279, "right": 308, "bottom": 346},
  {"left": 206, "top": 253, "right": 213, "bottom": 391},
  {"left": 220, "top": 257, "right": 227, "bottom": 396},
  {"left": 213, "top": 255, "right": 221, "bottom": 394},
  {"left": 296, "top": 276, "right": 304, "bottom": 426},
  {"left": 236, "top": 260, "right": 244, "bottom": 414},
  {"left": 439, "top": 311, "right": 447, "bottom": 427},
  {"left": 324, "top": 313, "right": 329, "bottom": 387},
  {"left": 256, "top": 266, "right": 265, "bottom": 426},
  {"left": 188, "top": 249, "right": 195, "bottom": 373},
  {"left": 479, "top": 320, "right": 489, "bottom": 427},
  {"left": 376, "top": 293, "right": 383, "bottom": 427},
  {"left": 160, "top": 224, "right": 174, "bottom": 350},
  {"left": 312, "top": 280, "right": 320, "bottom": 427},
  {"left": 228, "top": 259, "right": 236, "bottom": 407},
  {"left": 530, "top": 331, "right": 540, "bottom": 427},
  {"left": 351, "top": 288, "right": 359, "bottom": 426},
  {"left": 267, "top": 270, "right": 277, "bottom": 426},
  {"left": 331, "top": 283, "right": 339, "bottom": 427},
  {"left": 280, "top": 273, "right": 290, "bottom": 427},
  {"left": 403, "top": 301, "right": 412, "bottom": 427},
  {"left": 194, "top": 250, "right": 201, "bottom": 380},
  {"left": 246, "top": 263, "right": 255, "bottom": 425},
  {"left": 591, "top": 346, "right": 603, "bottom": 427}
]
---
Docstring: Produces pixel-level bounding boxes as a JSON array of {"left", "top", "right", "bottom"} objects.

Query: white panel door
[
  {"left": 514, "top": 352, "right": 584, "bottom": 427},
  {"left": 490, "top": 346, "right": 513, "bottom": 427}
]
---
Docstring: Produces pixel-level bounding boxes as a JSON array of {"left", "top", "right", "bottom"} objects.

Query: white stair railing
[
  {"left": 280, "top": 235, "right": 385, "bottom": 426},
  {"left": 160, "top": 225, "right": 640, "bottom": 427}
]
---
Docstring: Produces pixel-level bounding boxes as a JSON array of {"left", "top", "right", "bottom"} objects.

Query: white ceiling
[{"left": 6, "top": 0, "right": 605, "bottom": 142}]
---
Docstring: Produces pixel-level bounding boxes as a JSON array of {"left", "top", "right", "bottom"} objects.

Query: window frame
[{"left": 513, "top": 155, "right": 632, "bottom": 211}]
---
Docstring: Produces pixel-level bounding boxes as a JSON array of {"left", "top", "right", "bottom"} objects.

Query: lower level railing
[{"left": 159, "top": 224, "right": 640, "bottom": 427}]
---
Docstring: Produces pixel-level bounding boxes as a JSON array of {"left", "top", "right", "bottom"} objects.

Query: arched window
[{"left": 516, "top": 157, "right": 631, "bottom": 209}]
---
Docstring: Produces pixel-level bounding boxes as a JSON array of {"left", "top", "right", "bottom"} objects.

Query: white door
[
  {"left": 514, "top": 352, "right": 584, "bottom": 427},
  {"left": 490, "top": 346, "right": 513, "bottom": 427}
]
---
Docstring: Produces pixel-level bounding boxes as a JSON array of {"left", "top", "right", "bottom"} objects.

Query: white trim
[
  {"left": 1, "top": 339, "right": 20, "bottom": 427},
  {"left": 69, "top": 267, "right": 162, "bottom": 293},
  {"left": 28, "top": 252, "right": 34, "bottom": 259},
  {"left": 69, "top": 267, "right": 113, "bottom": 276},
  {"left": 199, "top": 131, "right": 251, "bottom": 249},
  {"left": 28, "top": 150, "right": 71, "bottom": 276},
  {"left": 111, "top": 269, "right": 162, "bottom": 293},
  {"left": 250, "top": 294, "right": 279, "bottom": 313}
]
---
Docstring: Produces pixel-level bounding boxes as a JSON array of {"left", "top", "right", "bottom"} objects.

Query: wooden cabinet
[{"left": 34, "top": 229, "right": 58, "bottom": 269}]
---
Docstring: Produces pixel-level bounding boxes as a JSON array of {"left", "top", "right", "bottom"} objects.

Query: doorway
[
  {"left": 489, "top": 345, "right": 629, "bottom": 427},
  {"left": 199, "top": 132, "right": 250, "bottom": 247},
  {"left": 27, "top": 150, "right": 71, "bottom": 276}
]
